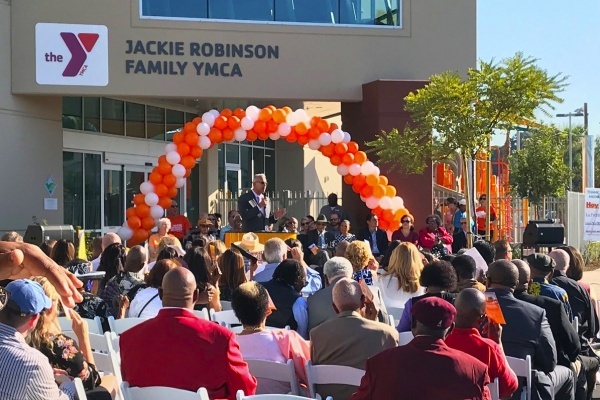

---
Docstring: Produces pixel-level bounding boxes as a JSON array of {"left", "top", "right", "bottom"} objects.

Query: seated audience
[
  {"left": 220, "top": 210, "right": 241, "bottom": 241},
  {"left": 253, "top": 238, "right": 288, "bottom": 283},
  {"left": 96, "top": 243, "right": 127, "bottom": 295},
  {"left": 219, "top": 249, "right": 248, "bottom": 302},
  {"left": 356, "top": 213, "right": 389, "bottom": 260},
  {"left": 29, "top": 277, "right": 118, "bottom": 399},
  {"left": 487, "top": 260, "right": 574, "bottom": 400},
  {"left": 283, "top": 217, "right": 300, "bottom": 233},
  {"left": 378, "top": 240, "right": 401, "bottom": 271},
  {"left": 375, "top": 242, "right": 425, "bottom": 308},
  {"left": 494, "top": 239, "right": 512, "bottom": 261},
  {"left": 232, "top": 281, "right": 310, "bottom": 394},
  {"left": 120, "top": 268, "right": 256, "bottom": 399},
  {"left": 262, "top": 259, "right": 308, "bottom": 339},
  {"left": 307, "top": 257, "right": 353, "bottom": 332},
  {"left": 345, "top": 241, "right": 376, "bottom": 286},
  {"left": 128, "top": 259, "right": 178, "bottom": 318},
  {"left": 451, "top": 255, "right": 486, "bottom": 292},
  {"left": 123, "top": 245, "right": 148, "bottom": 284},
  {"left": 183, "top": 247, "right": 222, "bottom": 312},
  {"left": 311, "top": 278, "right": 398, "bottom": 400},
  {"left": 473, "top": 240, "right": 496, "bottom": 266},
  {"left": 332, "top": 219, "right": 356, "bottom": 247},
  {"left": 418, "top": 214, "right": 452, "bottom": 253},
  {"left": 335, "top": 241, "right": 350, "bottom": 258},
  {"left": 350, "top": 297, "right": 490, "bottom": 400},
  {"left": 557, "top": 245, "right": 595, "bottom": 299},
  {"left": 451, "top": 217, "right": 470, "bottom": 254},
  {"left": 445, "top": 288, "right": 519, "bottom": 399},
  {"left": 527, "top": 253, "right": 573, "bottom": 321},
  {"left": 303, "top": 215, "right": 336, "bottom": 264},
  {"left": 391, "top": 213, "right": 419, "bottom": 245},
  {"left": 99, "top": 245, "right": 144, "bottom": 316},
  {"left": 49, "top": 239, "right": 75, "bottom": 267},
  {"left": 285, "top": 238, "right": 322, "bottom": 296},
  {"left": 91, "top": 233, "right": 121, "bottom": 272},
  {"left": 325, "top": 212, "right": 342, "bottom": 235},
  {"left": 397, "top": 260, "right": 457, "bottom": 332},
  {"left": 148, "top": 218, "right": 182, "bottom": 261}
]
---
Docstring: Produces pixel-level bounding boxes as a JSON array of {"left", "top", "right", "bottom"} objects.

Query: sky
[{"left": 477, "top": 0, "right": 600, "bottom": 145}]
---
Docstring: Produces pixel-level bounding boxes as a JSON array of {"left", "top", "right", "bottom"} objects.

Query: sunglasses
[
  {"left": 301, "top": 222, "right": 309, "bottom": 226},
  {"left": 401, "top": 219, "right": 411, "bottom": 223},
  {"left": 330, "top": 218, "right": 339, "bottom": 222}
]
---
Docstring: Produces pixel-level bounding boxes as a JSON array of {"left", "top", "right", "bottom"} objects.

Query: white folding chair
[
  {"left": 236, "top": 391, "right": 331, "bottom": 400},
  {"left": 386, "top": 306, "right": 404, "bottom": 322},
  {"left": 572, "top": 316, "right": 579, "bottom": 333},
  {"left": 210, "top": 309, "right": 240, "bottom": 326},
  {"left": 246, "top": 359, "right": 300, "bottom": 395},
  {"left": 193, "top": 309, "right": 210, "bottom": 320},
  {"left": 74, "top": 378, "right": 87, "bottom": 400},
  {"left": 388, "top": 315, "right": 395, "bottom": 328},
  {"left": 398, "top": 331, "right": 413, "bottom": 345},
  {"left": 221, "top": 301, "right": 233, "bottom": 310},
  {"left": 58, "top": 316, "right": 103, "bottom": 334},
  {"left": 488, "top": 378, "right": 500, "bottom": 400},
  {"left": 506, "top": 355, "right": 532, "bottom": 400},
  {"left": 305, "top": 360, "right": 365, "bottom": 399},
  {"left": 108, "top": 316, "right": 149, "bottom": 335},
  {"left": 121, "top": 382, "right": 209, "bottom": 400}
]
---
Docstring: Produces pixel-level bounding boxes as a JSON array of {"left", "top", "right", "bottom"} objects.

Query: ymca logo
[{"left": 36, "top": 23, "right": 108, "bottom": 86}]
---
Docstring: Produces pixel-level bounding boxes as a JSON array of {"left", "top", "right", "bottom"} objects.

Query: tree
[
  {"left": 509, "top": 125, "right": 570, "bottom": 214},
  {"left": 367, "top": 53, "right": 566, "bottom": 241}
]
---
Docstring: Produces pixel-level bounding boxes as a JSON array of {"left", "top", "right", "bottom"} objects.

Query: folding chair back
[
  {"left": 506, "top": 355, "right": 532, "bottom": 400},
  {"left": 193, "top": 309, "right": 210, "bottom": 320},
  {"left": 210, "top": 309, "right": 240, "bottom": 326},
  {"left": 59, "top": 316, "right": 103, "bottom": 334},
  {"left": 108, "top": 316, "right": 149, "bottom": 335},
  {"left": 488, "top": 378, "right": 500, "bottom": 400},
  {"left": 246, "top": 359, "right": 300, "bottom": 395},
  {"left": 305, "top": 360, "right": 365, "bottom": 398},
  {"left": 121, "top": 382, "right": 210, "bottom": 400}
]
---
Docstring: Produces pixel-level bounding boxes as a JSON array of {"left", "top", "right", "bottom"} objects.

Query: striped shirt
[{"left": 0, "top": 323, "right": 76, "bottom": 400}]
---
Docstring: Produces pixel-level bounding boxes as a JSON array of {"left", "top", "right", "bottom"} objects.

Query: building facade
[{"left": 1, "top": 0, "right": 476, "bottom": 234}]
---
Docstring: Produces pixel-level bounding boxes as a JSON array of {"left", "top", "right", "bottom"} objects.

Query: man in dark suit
[
  {"left": 452, "top": 216, "right": 469, "bottom": 254},
  {"left": 237, "top": 173, "right": 285, "bottom": 232},
  {"left": 356, "top": 213, "right": 389, "bottom": 260},
  {"left": 303, "top": 214, "right": 335, "bottom": 265},
  {"left": 487, "top": 260, "right": 574, "bottom": 400},
  {"left": 350, "top": 297, "right": 490, "bottom": 400}
]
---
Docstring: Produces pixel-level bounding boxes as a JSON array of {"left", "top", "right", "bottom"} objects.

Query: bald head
[
  {"left": 102, "top": 232, "right": 122, "bottom": 251},
  {"left": 511, "top": 259, "right": 530, "bottom": 292},
  {"left": 332, "top": 278, "right": 363, "bottom": 313},
  {"left": 454, "top": 288, "right": 486, "bottom": 328},
  {"left": 125, "top": 245, "right": 147, "bottom": 273},
  {"left": 487, "top": 259, "right": 519, "bottom": 290},
  {"left": 549, "top": 249, "right": 570, "bottom": 273},
  {"left": 159, "top": 267, "right": 198, "bottom": 309}
]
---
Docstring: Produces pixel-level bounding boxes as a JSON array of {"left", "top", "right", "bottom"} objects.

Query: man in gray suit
[
  {"left": 487, "top": 260, "right": 574, "bottom": 400},
  {"left": 310, "top": 278, "right": 399, "bottom": 400}
]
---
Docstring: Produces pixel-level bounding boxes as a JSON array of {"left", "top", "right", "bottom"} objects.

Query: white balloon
[
  {"left": 165, "top": 143, "right": 177, "bottom": 153},
  {"left": 372, "top": 166, "right": 381, "bottom": 176},
  {"left": 337, "top": 164, "right": 350, "bottom": 175},
  {"left": 144, "top": 192, "right": 159, "bottom": 207},
  {"left": 209, "top": 109, "right": 220, "bottom": 118},
  {"left": 175, "top": 177, "right": 186, "bottom": 188},
  {"left": 360, "top": 195, "right": 367, "bottom": 202},
  {"left": 295, "top": 109, "right": 309, "bottom": 123},
  {"left": 349, "top": 164, "right": 362, "bottom": 176},
  {"left": 172, "top": 164, "right": 186, "bottom": 178},
  {"left": 199, "top": 136, "right": 212, "bottom": 149},
  {"left": 361, "top": 161, "right": 375, "bottom": 175},
  {"left": 246, "top": 106, "right": 260, "bottom": 121},
  {"left": 269, "top": 132, "right": 281, "bottom": 141},
  {"left": 140, "top": 181, "right": 154, "bottom": 195},
  {"left": 318, "top": 133, "right": 332, "bottom": 146},
  {"left": 331, "top": 129, "right": 345, "bottom": 144},
  {"left": 391, "top": 196, "right": 405, "bottom": 210},
  {"left": 234, "top": 128, "right": 247, "bottom": 141},
  {"left": 379, "top": 196, "right": 393, "bottom": 210},
  {"left": 117, "top": 226, "right": 133, "bottom": 241},
  {"left": 308, "top": 139, "right": 321, "bottom": 150},
  {"left": 196, "top": 122, "right": 211, "bottom": 136},
  {"left": 286, "top": 112, "right": 299, "bottom": 127},
  {"left": 166, "top": 151, "right": 181, "bottom": 165},
  {"left": 343, "top": 131, "right": 351, "bottom": 143},
  {"left": 278, "top": 123, "right": 291, "bottom": 136},
  {"left": 366, "top": 196, "right": 379, "bottom": 209},
  {"left": 201, "top": 112, "right": 215, "bottom": 127},
  {"left": 150, "top": 205, "right": 164, "bottom": 219},
  {"left": 240, "top": 117, "right": 254, "bottom": 131}
]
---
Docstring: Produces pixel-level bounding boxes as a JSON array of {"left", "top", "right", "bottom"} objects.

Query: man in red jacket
[
  {"left": 350, "top": 296, "right": 490, "bottom": 400},
  {"left": 120, "top": 267, "right": 256, "bottom": 400}
]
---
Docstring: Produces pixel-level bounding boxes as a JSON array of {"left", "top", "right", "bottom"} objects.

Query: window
[
  {"left": 63, "top": 152, "right": 84, "bottom": 229},
  {"left": 63, "top": 97, "right": 82, "bottom": 130},
  {"left": 84, "top": 97, "right": 100, "bottom": 132},
  {"left": 147, "top": 106, "right": 166, "bottom": 141},
  {"left": 126, "top": 102, "right": 146, "bottom": 138},
  {"left": 84, "top": 154, "right": 102, "bottom": 230},
  {"left": 142, "top": 0, "right": 207, "bottom": 18},
  {"left": 226, "top": 143, "right": 240, "bottom": 164},
  {"left": 102, "top": 98, "right": 125, "bottom": 136},
  {"left": 166, "top": 109, "right": 184, "bottom": 142}
]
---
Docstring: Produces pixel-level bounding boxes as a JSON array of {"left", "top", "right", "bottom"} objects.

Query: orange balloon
[
  {"left": 192, "top": 117, "right": 201, "bottom": 125},
  {"left": 342, "top": 153, "right": 355, "bottom": 166},
  {"left": 227, "top": 116, "right": 241, "bottom": 130},
  {"left": 158, "top": 196, "right": 172, "bottom": 209},
  {"left": 158, "top": 160, "right": 172, "bottom": 175},
  {"left": 298, "top": 135, "right": 310, "bottom": 146},
  {"left": 389, "top": 220, "right": 401, "bottom": 232},
  {"left": 334, "top": 143, "right": 348, "bottom": 155},
  {"left": 383, "top": 209, "right": 394, "bottom": 222},
  {"left": 373, "top": 184, "right": 386, "bottom": 198},
  {"left": 272, "top": 109, "right": 286, "bottom": 123},
  {"left": 181, "top": 155, "right": 196, "bottom": 170},
  {"left": 190, "top": 146, "right": 203, "bottom": 159},
  {"left": 285, "top": 131, "right": 297, "bottom": 143},
  {"left": 141, "top": 216, "right": 155, "bottom": 231},
  {"left": 354, "top": 151, "right": 367, "bottom": 165},
  {"left": 183, "top": 122, "right": 196, "bottom": 134},
  {"left": 309, "top": 127, "right": 321, "bottom": 140},
  {"left": 162, "top": 174, "right": 177, "bottom": 188},
  {"left": 246, "top": 130, "right": 258, "bottom": 142},
  {"left": 282, "top": 106, "right": 293, "bottom": 115},
  {"left": 185, "top": 132, "right": 198, "bottom": 147},
  {"left": 379, "top": 219, "right": 390, "bottom": 231},
  {"left": 158, "top": 155, "right": 167, "bottom": 165},
  {"left": 266, "top": 120, "right": 279, "bottom": 134},
  {"left": 361, "top": 185, "right": 374, "bottom": 198},
  {"left": 328, "top": 123, "right": 339, "bottom": 133},
  {"left": 317, "top": 119, "right": 330, "bottom": 133},
  {"left": 173, "top": 131, "right": 185, "bottom": 144},
  {"left": 233, "top": 108, "right": 246, "bottom": 119},
  {"left": 254, "top": 121, "right": 267, "bottom": 134},
  {"left": 135, "top": 203, "right": 150, "bottom": 218},
  {"left": 258, "top": 131, "right": 270, "bottom": 141},
  {"left": 184, "top": 169, "right": 192, "bottom": 178},
  {"left": 379, "top": 176, "right": 389, "bottom": 186},
  {"left": 208, "top": 128, "right": 223, "bottom": 143},
  {"left": 373, "top": 207, "right": 384, "bottom": 217},
  {"left": 366, "top": 174, "right": 379, "bottom": 187},
  {"left": 259, "top": 108, "right": 273, "bottom": 122},
  {"left": 214, "top": 116, "right": 228, "bottom": 130},
  {"left": 354, "top": 174, "right": 367, "bottom": 187},
  {"left": 320, "top": 143, "right": 335, "bottom": 157},
  {"left": 220, "top": 108, "right": 233, "bottom": 117},
  {"left": 344, "top": 174, "right": 355, "bottom": 185},
  {"left": 126, "top": 207, "right": 137, "bottom": 219},
  {"left": 131, "top": 228, "right": 149, "bottom": 244},
  {"left": 295, "top": 122, "right": 308, "bottom": 136},
  {"left": 347, "top": 141, "right": 359, "bottom": 154},
  {"left": 330, "top": 154, "right": 342, "bottom": 166},
  {"left": 386, "top": 185, "right": 397, "bottom": 197},
  {"left": 127, "top": 216, "right": 142, "bottom": 230},
  {"left": 222, "top": 128, "right": 234, "bottom": 142},
  {"left": 310, "top": 117, "right": 320, "bottom": 128},
  {"left": 149, "top": 172, "right": 162, "bottom": 185},
  {"left": 154, "top": 183, "right": 168, "bottom": 198},
  {"left": 177, "top": 142, "right": 191, "bottom": 157},
  {"left": 167, "top": 186, "right": 178, "bottom": 198}
]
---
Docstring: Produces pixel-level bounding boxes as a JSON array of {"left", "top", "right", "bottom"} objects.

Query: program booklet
[{"left": 484, "top": 291, "right": 506, "bottom": 325}]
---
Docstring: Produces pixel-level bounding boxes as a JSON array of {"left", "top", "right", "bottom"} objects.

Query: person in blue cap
[{"left": 527, "top": 253, "right": 573, "bottom": 321}]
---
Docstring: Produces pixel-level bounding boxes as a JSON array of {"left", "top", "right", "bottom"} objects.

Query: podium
[{"left": 224, "top": 232, "right": 297, "bottom": 248}]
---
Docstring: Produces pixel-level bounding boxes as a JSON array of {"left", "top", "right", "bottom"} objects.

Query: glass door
[{"left": 225, "top": 166, "right": 241, "bottom": 197}]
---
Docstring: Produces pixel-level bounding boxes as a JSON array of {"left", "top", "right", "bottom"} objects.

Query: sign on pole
[{"left": 584, "top": 188, "right": 600, "bottom": 240}]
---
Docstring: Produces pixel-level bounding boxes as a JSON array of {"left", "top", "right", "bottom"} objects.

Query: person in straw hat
[{"left": 233, "top": 232, "right": 264, "bottom": 279}]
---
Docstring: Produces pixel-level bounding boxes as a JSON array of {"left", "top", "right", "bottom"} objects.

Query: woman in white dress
[{"left": 376, "top": 242, "right": 425, "bottom": 308}]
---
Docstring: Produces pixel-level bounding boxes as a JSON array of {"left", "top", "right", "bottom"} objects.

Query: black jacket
[
  {"left": 356, "top": 228, "right": 389, "bottom": 257},
  {"left": 262, "top": 279, "right": 300, "bottom": 330},
  {"left": 237, "top": 190, "right": 277, "bottom": 232},
  {"left": 451, "top": 231, "right": 468, "bottom": 254}
]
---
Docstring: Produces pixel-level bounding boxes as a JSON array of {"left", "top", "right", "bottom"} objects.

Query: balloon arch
[{"left": 118, "top": 105, "right": 410, "bottom": 245}]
